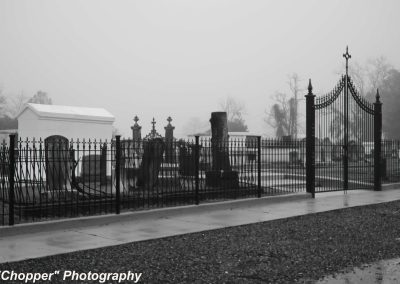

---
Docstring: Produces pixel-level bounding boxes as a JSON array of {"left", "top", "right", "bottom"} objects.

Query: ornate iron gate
[{"left": 305, "top": 47, "right": 382, "bottom": 196}]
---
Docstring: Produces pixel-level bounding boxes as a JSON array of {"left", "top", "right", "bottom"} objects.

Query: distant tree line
[{"left": 0, "top": 90, "right": 52, "bottom": 130}]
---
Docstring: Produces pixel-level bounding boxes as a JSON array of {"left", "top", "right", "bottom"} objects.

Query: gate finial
[
  {"left": 308, "top": 79, "right": 313, "bottom": 94},
  {"left": 343, "top": 46, "right": 351, "bottom": 74},
  {"left": 376, "top": 88, "right": 381, "bottom": 103}
]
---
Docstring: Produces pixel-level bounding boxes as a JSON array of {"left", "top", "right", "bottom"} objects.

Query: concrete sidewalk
[{"left": 1, "top": 189, "right": 400, "bottom": 264}]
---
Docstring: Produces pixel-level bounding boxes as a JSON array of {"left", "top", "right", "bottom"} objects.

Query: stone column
[
  {"left": 374, "top": 89, "right": 382, "bottom": 191},
  {"left": 305, "top": 79, "right": 315, "bottom": 197},
  {"left": 210, "top": 112, "right": 230, "bottom": 171},
  {"left": 164, "top": 116, "right": 175, "bottom": 163},
  {"left": 129, "top": 116, "right": 142, "bottom": 188},
  {"left": 131, "top": 116, "right": 142, "bottom": 141},
  {"left": 206, "top": 112, "right": 238, "bottom": 188}
]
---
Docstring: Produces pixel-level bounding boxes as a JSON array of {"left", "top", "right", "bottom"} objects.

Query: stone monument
[
  {"left": 206, "top": 112, "right": 239, "bottom": 188},
  {"left": 138, "top": 138, "right": 165, "bottom": 189},
  {"left": 137, "top": 118, "right": 165, "bottom": 189},
  {"left": 164, "top": 116, "right": 175, "bottom": 164},
  {"left": 45, "top": 135, "right": 71, "bottom": 192}
]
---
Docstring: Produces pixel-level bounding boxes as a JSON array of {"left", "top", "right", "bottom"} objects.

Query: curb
[
  {"left": 382, "top": 182, "right": 400, "bottom": 191},
  {"left": 0, "top": 193, "right": 311, "bottom": 237}
]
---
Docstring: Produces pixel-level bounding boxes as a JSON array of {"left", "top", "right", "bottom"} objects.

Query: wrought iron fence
[
  {"left": 0, "top": 140, "right": 10, "bottom": 226},
  {"left": 260, "top": 138, "right": 306, "bottom": 195},
  {"left": 1, "top": 134, "right": 399, "bottom": 226},
  {"left": 1, "top": 136, "right": 118, "bottom": 226},
  {"left": 0, "top": 135, "right": 313, "bottom": 226}
]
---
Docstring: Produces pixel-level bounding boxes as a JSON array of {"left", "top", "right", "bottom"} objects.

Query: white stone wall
[{"left": 18, "top": 108, "right": 113, "bottom": 142}]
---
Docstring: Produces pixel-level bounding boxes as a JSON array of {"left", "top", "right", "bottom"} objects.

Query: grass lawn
[{"left": 2, "top": 200, "right": 400, "bottom": 283}]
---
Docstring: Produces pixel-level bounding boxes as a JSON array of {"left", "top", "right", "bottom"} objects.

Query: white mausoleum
[{"left": 17, "top": 103, "right": 115, "bottom": 141}]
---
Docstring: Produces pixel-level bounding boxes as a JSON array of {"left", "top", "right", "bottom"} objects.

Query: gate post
[
  {"left": 257, "top": 136, "right": 262, "bottom": 198},
  {"left": 194, "top": 136, "right": 200, "bottom": 205},
  {"left": 305, "top": 79, "right": 316, "bottom": 198},
  {"left": 115, "top": 135, "right": 121, "bottom": 214},
  {"left": 8, "top": 134, "right": 16, "bottom": 226},
  {"left": 374, "top": 89, "right": 382, "bottom": 191}
]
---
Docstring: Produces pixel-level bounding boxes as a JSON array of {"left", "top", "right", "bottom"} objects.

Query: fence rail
[{"left": 1, "top": 135, "right": 398, "bottom": 226}]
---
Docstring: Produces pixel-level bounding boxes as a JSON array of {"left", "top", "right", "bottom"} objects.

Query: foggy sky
[{"left": 1, "top": 0, "right": 400, "bottom": 138}]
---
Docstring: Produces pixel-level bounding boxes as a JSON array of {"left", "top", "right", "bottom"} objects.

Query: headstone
[
  {"left": 121, "top": 117, "right": 142, "bottom": 190},
  {"left": 164, "top": 116, "right": 175, "bottom": 164},
  {"left": 137, "top": 138, "right": 165, "bottom": 189},
  {"left": 282, "top": 135, "right": 292, "bottom": 146},
  {"left": 178, "top": 141, "right": 199, "bottom": 176},
  {"left": 45, "top": 135, "right": 71, "bottom": 191},
  {"left": 289, "top": 151, "right": 299, "bottom": 164},
  {"left": 81, "top": 154, "right": 102, "bottom": 181},
  {"left": 384, "top": 157, "right": 400, "bottom": 179},
  {"left": 119, "top": 140, "right": 142, "bottom": 190},
  {"left": 206, "top": 112, "right": 238, "bottom": 188},
  {"left": 332, "top": 144, "right": 343, "bottom": 161},
  {"left": 78, "top": 142, "right": 108, "bottom": 183},
  {"left": 246, "top": 136, "right": 257, "bottom": 162},
  {"left": 348, "top": 141, "right": 365, "bottom": 162},
  {"left": 321, "top": 137, "right": 332, "bottom": 162}
]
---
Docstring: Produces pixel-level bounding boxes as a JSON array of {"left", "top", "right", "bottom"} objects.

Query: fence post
[
  {"left": 115, "top": 135, "right": 121, "bottom": 214},
  {"left": 195, "top": 136, "right": 200, "bottom": 205},
  {"left": 305, "top": 79, "right": 316, "bottom": 198},
  {"left": 8, "top": 134, "right": 16, "bottom": 226},
  {"left": 257, "top": 136, "right": 262, "bottom": 198},
  {"left": 374, "top": 89, "right": 382, "bottom": 191}
]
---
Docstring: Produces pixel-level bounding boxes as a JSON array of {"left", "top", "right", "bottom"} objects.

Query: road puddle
[{"left": 316, "top": 258, "right": 400, "bottom": 283}]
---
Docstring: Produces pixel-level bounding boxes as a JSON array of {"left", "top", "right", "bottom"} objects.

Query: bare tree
[
  {"left": 329, "top": 56, "right": 392, "bottom": 141},
  {"left": 366, "top": 56, "right": 392, "bottom": 95},
  {"left": 287, "top": 73, "right": 302, "bottom": 139},
  {"left": 266, "top": 73, "right": 302, "bottom": 138},
  {"left": 0, "top": 88, "right": 19, "bottom": 130},
  {"left": 219, "top": 96, "right": 248, "bottom": 132},
  {"left": 342, "top": 56, "right": 392, "bottom": 97},
  {"left": 7, "top": 91, "right": 29, "bottom": 117},
  {"left": 0, "top": 88, "right": 7, "bottom": 117}
]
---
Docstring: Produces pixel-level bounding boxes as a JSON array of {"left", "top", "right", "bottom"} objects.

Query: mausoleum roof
[{"left": 17, "top": 103, "right": 115, "bottom": 123}]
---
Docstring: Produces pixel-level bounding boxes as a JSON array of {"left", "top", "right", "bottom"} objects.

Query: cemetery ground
[{"left": 2, "top": 197, "right": 400, "bottom": 283}]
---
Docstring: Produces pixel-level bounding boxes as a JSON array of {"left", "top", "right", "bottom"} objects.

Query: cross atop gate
[{"left": 343, "top": 46, "right": 351, "bottom": 74}]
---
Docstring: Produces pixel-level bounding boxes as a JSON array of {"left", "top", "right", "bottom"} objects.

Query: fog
[{"left": 1, "top": 0, "right": 399, "bottom": 138}]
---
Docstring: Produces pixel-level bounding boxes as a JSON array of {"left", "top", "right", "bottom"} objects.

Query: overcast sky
[{"left": 1, "top": 0, "right": 400, "bottom": 138}]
